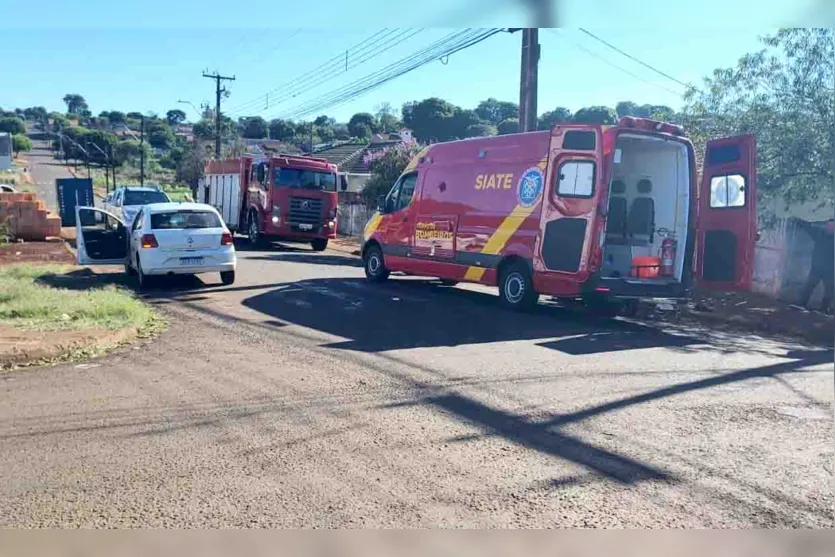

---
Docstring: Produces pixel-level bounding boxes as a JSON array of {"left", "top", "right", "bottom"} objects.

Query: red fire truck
[
  {"left": 361, "top": 117, "right": 757, "bottom": 312},
  {"left": 200, "top": 154, "right": 339, "bottom": 251}
]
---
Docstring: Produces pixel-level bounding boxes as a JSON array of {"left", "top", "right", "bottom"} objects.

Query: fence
[{"left": 337, "top": 202, "right": 375, "bottom": 238}]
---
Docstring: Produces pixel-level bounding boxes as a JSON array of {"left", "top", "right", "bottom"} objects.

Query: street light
[{"left": 177, "top": 100, "right": 203, "bottom": 119}]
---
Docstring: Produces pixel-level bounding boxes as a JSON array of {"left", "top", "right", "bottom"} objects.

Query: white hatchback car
[{"left": 75, "top": 203, "right": 236, "bottom": 288}]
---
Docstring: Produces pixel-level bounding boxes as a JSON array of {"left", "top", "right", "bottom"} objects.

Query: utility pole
[
  {"left": 203, "top": 71, "right": 236, "bottom": 157},
  {"left": 139, "top": 114, "right": 145, "bottom": 186},
  {"left": 309, "top": 122, "right": 314, "bottom": 154},
  {"left": 518, "top": 28, "right": 540, "bottom": 132}
]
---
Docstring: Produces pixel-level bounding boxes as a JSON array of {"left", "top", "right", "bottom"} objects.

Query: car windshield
[
  {"left": 274, "top": 168, "right": 336, "bottom": 192},
  {"left": 150, "top": 210, "right": 222, "bottom": 230},
  {"left": 124, "top": 190, "right": 169, "bottom": 205}
]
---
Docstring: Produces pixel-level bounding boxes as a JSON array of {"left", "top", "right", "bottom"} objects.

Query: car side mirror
[
  {"left": 376, "top": 195, "right": 387, "bottom": 213},
  {"left": 340, "top": 175, "right": 348, "bottom": 191}
]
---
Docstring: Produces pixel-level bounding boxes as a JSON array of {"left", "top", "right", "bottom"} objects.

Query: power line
[
  {"left": 546, "top": 29, "right": 682, "bottom": 96},
  {"left": 278, "top": 29, "right": 482, "bottom": 119},
  {"left": 577, "top": 28, "right": 689, "bottom": 88},
  {"left": 227, "top": 29, "right": 415, "bottom": 116},
  {"left": 233, "top": 28, "right": 426, "bottom": 118},
  {"left": 278, "top": 29, "right": 502, "bottom": 120}
]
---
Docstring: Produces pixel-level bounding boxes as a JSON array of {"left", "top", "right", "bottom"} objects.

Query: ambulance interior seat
[
  {"left": 627, "top": 179, "right": 655, "bottom": 246},
  {"left": 605, "top": 180, "right": 628, "bottom": 243},
  {"left": 603, "top": 179, "right": 631, "bottom": 277}
]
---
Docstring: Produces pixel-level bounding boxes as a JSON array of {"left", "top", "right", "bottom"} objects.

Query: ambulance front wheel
[
  {"left": 499, "top": 262, "right": 539, "bottom": 311},
  {"left": 364, "top": 244, "right": 389, "bottom": 282}
]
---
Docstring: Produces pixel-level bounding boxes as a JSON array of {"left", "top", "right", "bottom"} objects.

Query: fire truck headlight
[{"left": 327, "top": 220, "right": 335, "bottom": 229}]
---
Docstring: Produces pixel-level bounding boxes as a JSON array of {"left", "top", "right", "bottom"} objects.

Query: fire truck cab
[
  {"left": 361, "top": 117, "right": 757, "bottom": 312},
  {"left": 201, "top": 154, "right": 339, "bottom": 251}
]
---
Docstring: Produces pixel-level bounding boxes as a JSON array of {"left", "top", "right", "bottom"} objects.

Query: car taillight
[
  {"left": 221, "top": 232, "right": 233, "bottom": 246},
  {"left": 140, "top": 234, "right": 158, "bottom": 249}
]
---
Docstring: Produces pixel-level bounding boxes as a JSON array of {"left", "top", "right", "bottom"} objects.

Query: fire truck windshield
[{"left": 274, "top": 168, "right": 336, "bottom": 192}]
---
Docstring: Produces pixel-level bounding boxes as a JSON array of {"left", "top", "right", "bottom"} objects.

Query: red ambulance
[{"left": 361, "top": 117, "right": 757, "bottom": 312}]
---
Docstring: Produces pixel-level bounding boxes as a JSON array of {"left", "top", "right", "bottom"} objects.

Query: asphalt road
[
  {"left": 22, "top": 129, "right": 74, "bottom": 212},
  {"left": 0, "top": 242, "right": 832, "bottom": 527}
]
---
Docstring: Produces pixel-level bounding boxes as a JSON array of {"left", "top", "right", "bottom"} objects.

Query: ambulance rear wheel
[
  {"left": 364, "top": 245, "right": 389, "bottom": 282},
  {"left": 499, "top": 262, "right": 538, "bottom": 311}
]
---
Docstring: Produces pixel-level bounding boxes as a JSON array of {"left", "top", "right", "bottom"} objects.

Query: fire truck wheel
[
  {"left": 247, "top": 212, "right": 262, "bottom": 247},
  {"left": 499, "top": 262, "right": 539, "bottom": 311},
  {"left": 311, "top": 238, "right": 328, "bottom": 252},
  {"left": 363, "top": 244, "right": 389, "bottom": 282}
]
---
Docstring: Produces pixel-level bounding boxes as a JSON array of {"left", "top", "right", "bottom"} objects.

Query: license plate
[
  {"left": 180, "top": 257, "right": 204, "bottom": 266},
  {"left": 298, "top": 223, "right": 313, "bottom": 231}
]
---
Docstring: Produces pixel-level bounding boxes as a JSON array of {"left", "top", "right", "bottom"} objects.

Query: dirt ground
[
  {"left": 0, "top": 325, "right": 140, "bottom": 369},
  {"left": 0, "top": 241, "right": 75, "bottom": 265}
]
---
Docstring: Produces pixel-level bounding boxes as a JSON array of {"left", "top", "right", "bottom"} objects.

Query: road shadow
[
  {"left": 232, "top": 239, "right": 315, "bottom": 253},
  {"left": 247, "top": 253, "right": 362, "bottom": 268},
  {"left": 241, "top": 277, "right": 702, "bottom": 354},
  {"left": 37, "top": 268, "right": 212, "bottom": 293}
]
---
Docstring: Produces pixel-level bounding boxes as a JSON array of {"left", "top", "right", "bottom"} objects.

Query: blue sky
[{"left": 0, "top": 0, "right": 822, "bottom": 124}]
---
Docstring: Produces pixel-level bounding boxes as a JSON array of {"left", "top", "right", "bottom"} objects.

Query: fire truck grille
[{"left": 289, "top": 197, "right": 324, "bottom": 226}]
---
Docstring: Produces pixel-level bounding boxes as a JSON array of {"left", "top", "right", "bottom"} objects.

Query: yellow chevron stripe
[
  {"left": 363, "top": 212, "right": 383, "bottom": 241},
  {"left": 462, "top": 155, "right": 549, "bottom": 282}
]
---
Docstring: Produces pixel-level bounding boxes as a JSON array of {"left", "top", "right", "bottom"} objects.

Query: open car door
[
  {"left": 75, "top": 207, "right": 129, "bottom": 266},
  {"left": 696, "top": 135, "right": 757, "bottom": 291}
]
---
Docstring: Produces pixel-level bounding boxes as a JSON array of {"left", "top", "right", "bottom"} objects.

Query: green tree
[
  {"left": 148, "top": 120, "right": 176, "bottom": 150},
  {"left": 348, "top": 112, "right": 378, "bottom": 138},
  {"left": 268, "top": 118, "right": 295, "bottom": 141},
  {"left": 0, "top": 117, "right": 25, "bottom": 135},
  {"left": 475, "top": 98, "right": 519, "bottom": 125},
  {"left": 192, "top": 119, "right": 215, "bottom": 140},
  {"left": 465, "top": 123, "right": 498, "bottom": 137},
  {"left": 402, "top": 98, "right": 457, "bottom": 142},
  {"left": 114, "top": 139, "right": 148, "bottom": 165},
  {"left": 497, "top": 118, "right": 519, "bottom": 135},
  {"left": 572, "top": 106, "right": 618, "bottom": 124},
  {"left": 12, "top": 134, "right": 32, "bottom": 156},
  {"left": 240, "top": 116, "right": 268, "bottom": 139},
  {"left": 166, "top": 109, "right": 187, "bottom": 126},
  {"left": 538, "top": 107, "right": 572, "bottom": 130},
  {"left": 448, "top": 108, "right": 480, "bottom": 139},
  {"left": 62, "top": 94, "right": 88, "bottom": 115},
  {"left": 683, "top": 27, "right": 835, "bottom": 211},
  {"left": 363, "top": 143, "right": 424, "bottom": 204},
  {"left": 23, "top": 106, "right": 48, "bottom": 121},
  {"left": 176, "top": 142, "right": 209, "bottom": 196},
  {"left": 125, "top": 112, "right": 143, "bottom": 120}
]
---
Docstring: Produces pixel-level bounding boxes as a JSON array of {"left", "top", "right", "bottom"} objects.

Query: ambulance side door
[
  {"left": 696, "top": 135, "right": 757, "bottom": 291},
  {"left": 538, "top": 126, "right": 604, "bottom": 281}
]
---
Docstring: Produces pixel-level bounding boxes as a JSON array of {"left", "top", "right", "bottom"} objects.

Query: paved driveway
[{"left": 0, "top": 244, "right": 831, "bottom": 527}]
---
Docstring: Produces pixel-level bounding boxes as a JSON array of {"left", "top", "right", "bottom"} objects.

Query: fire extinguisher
[{"left": 660, "top": 234, "right": 677, "bottom": 276}]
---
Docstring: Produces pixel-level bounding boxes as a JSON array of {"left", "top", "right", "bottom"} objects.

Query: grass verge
[{"left": 0, "top": 264, "right": 165, "bottom": 369}]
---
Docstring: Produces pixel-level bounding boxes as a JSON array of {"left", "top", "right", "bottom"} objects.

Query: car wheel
[
  {"left": 311, "top": 238, "right": 328, "bottom": 252},
  {"left": 499, "top": 262, "right": 539, "bottom": 311},
  {"left": 220, "top": 270, "right": 235, "bottom": 285},
  {"left": 363, "top": 244, "right": 389, "bottom": 282},
  {"left": 136, "top": 256, "right": 152, "bottom": 291},
  {"left": 248, "top": 213, "right": 262, "bottom": 247}
]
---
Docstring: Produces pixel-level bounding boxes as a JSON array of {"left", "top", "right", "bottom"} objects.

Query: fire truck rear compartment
[{"left": 602, "top": 133, "right": 690, "bottom": 284}]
